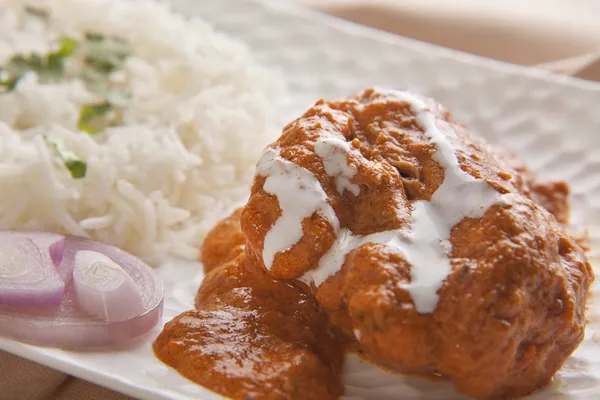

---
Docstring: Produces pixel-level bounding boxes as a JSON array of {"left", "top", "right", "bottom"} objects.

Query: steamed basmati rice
[{"left": 0, "top": 0, "right": 287, "bottom": 265}]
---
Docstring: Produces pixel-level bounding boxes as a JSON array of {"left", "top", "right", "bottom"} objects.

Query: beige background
[
  {"left": 2, "top": 1, "right": 600, "bottom": 400},
  {"left": 304, "top": 0, "right": 600, "bottom": 79}
]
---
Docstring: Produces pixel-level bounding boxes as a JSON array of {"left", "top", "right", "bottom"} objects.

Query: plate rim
[
  {"left": 256, "top": 0, "right": 600, "bottom": 94},
  {"left": 2, "top": 1, "right": 600, "bottom": 400}
]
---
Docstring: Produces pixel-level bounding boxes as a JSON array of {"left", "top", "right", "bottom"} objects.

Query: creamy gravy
[{"left": 259, "top": 91, "right": 508, "bottom": 313}]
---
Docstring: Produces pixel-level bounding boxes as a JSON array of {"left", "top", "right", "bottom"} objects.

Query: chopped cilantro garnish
[
  {"left": 0, "top": 74, "right": 19, "bottom": 92},
  {"left": 81, "top": 66, "right": 107, "bottom": 89},
  {"left": 5, "top": 54, "right": 55, "bottom": 80},
  {"left": 85, "top": 33, "right": 129, "bottom": 74},
  {"left": 24, "top": 6, "right": 49, "bottom": 19},
  {"left": 4, "top": 8, "right": 135, "bottom": 179},
  {"left": 77, "top": 32, "right": 131, "bottom": 134},
  {"left": 85, "top": 33, "right": 103, "bottom": 41},
  {"left": 78, "top": 102, "right": 113, "bottom": 134},
  {"left": 56, "top": 36, "right": 78, "bottom": 58},
  {"left": 0, "top": 35, "right": 78, "bottom": 92},
  {"left": 4, "top": 8, "right": 132, "bottom": 139},
  {"left": 44, "top": 136, "right": 88, "bottom": 179},
  {"left": 64, "top": 159, "right": 87, "bottom": 179}
]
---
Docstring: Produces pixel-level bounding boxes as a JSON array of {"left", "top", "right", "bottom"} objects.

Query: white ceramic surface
[{"left": 1, "top": 0, "right": 600, "bottom": 399}]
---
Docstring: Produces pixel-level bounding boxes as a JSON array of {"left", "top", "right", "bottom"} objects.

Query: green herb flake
[
  {"left": 81, "top": 64, "right": 107, "bottom": 87},
  {"left": 78, "top": 102, "right": 112, "bottom": 134},
  {"left": 24, "top": 6, "right": 49, "bottom": 19},
  {"left": 0, "top": 35, "right": 79, "bottom": 92},
  {"left": 64, "top": 159, "right": 87, "bottom": 178},
  {"left": 85, "top": 33, "right": 130, "bottom": 74},
  {"left": 57, "top": 36, "right": 78, "bottom": 58},
  {"left": 85, "top": 32, "right": 104, "bottom": 41},
  {"left": 47, "top": 36, "right": 78, "bottom": 72},
  {"left": 77, "top": 32, "right": 131, "bottom": 133},
  {"left": 44, "top": 136, "right": 87, "bottom": 179},
  {"left": 5, "top": 54, "right": 47, "bottom": 79},
  {"left": 2, "top": 28, "right": 131, "bottom": 133},
  {"left": 0, "top": 75, "right": 20, "bottom": 93}
]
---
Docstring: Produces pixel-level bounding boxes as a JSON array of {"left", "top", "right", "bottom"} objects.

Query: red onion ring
[
  {"left": 0, "top": 234, "right": 163, "bottom": 349},
  {"left": 0, "top": 232, "right": 65, "bottom": 306}
]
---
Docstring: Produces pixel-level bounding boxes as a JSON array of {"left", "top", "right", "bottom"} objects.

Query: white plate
[{"left": 2, "top": 0, "right": 600, "bottom": 399}]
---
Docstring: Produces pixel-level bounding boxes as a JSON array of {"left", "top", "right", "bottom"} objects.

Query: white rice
[{"left": 0, "top": 0, "right": 287, "bottom": 265}]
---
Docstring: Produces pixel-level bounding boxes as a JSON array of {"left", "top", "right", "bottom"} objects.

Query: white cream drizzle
[
  {"left": 256, "top": 148, "right": 339, "bottom": 270},
  {"left": 257, "top": 91, "right": 508, "bottom": 314},
  {"left": 314, "top": 138, "right": 360, "bottom": 196}
]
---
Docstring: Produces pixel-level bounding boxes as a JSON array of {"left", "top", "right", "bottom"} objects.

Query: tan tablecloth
[
  {"left": 2, "top": 1, "right": 600, "bottom": 400},
  {"left": 306, "top": 0, "right": 600, "bottom": 80}
]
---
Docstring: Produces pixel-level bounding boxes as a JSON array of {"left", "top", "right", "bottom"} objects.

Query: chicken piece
[
  {"left": 485, "top": 144, "right": 571, "bottom": 225},
  {"left": 240, "top": 88, "right": 593, "bottom": 399},
  {"left": 200, "top": 208, "right": 245, "bottom": 273},
  {"left": 153, "top": 252, "right": 343, "bottom": 400},
  {"left": 531, "top": 181, "right": 570, "bottom": 225}
]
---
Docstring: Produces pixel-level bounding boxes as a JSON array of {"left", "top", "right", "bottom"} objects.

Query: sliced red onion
[
  {"left": 49, "top": 239, "right": 65, "bottom": 266},
  {"left": 0, "top": 233, "right": 65, "bottom": 306},
  {"left": 22, "top": 232, "right": 66, "bottom": 266},
  {"left": 73, "top": 250, "right": 144, "bottom": 323},
  {"left": 0, "top": 234, "right": 163, "bottom": 349}
]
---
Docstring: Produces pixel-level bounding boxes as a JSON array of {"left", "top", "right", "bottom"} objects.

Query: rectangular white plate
[{"left": 1, "top": 0, "right": 600, "bottom": 399}]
